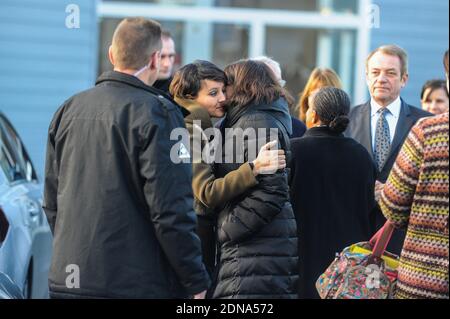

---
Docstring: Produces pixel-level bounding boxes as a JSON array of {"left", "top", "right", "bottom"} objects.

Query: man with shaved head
[{"left": 43, "top": 17, "right": 209, "bottom": 299}]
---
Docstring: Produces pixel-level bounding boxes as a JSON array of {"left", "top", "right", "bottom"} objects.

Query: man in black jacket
[{"left": 43, "top": 18, "right": 209, "bottom": 299}]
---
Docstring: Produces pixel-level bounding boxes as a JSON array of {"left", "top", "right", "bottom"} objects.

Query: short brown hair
[
  {"left": 296, "top": 68, "right": 342, "bottom": 121},
  {"left": 224, "top": 59, "right": 283, "bottom": 109},
  {"left": 111, "top": 17, "right": 162, "bottom": 70},
  {"left": 170, "top": 60, "right": 227, "bottom": 99},
  {"left": 366, "top": 44, "right": 409, "bottom": 77}
]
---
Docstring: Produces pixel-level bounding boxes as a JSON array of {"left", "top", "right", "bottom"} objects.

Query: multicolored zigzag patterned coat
[{"left": 380, "top": 112, "right": 449, "bottom": 299}]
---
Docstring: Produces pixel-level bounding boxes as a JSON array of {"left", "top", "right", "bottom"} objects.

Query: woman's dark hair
[
  {"left": 224, "top": 59, "right": 284, "bottom": 109},
  {"left": 421, "top": 79, "right": 449, "bottom": 100},
  {"left": 311, "top": 87, "right": 351, "bottom": 133},
  {"left": 169, "top": 60, "right": 226, "bottom": 99}
]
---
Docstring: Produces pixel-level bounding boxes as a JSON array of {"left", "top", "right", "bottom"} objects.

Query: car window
[
  {"left": 0, "top": 165, "right": 7, "bottom": 185},
  {"left": 0, "top": 115, "right": 37, "bottom": 182},
  {"left": 0, "top": 140, "right": 10, "bottom": 185},
  {"left": 0, "top": 125, "right": 23, "bottom": 182}
]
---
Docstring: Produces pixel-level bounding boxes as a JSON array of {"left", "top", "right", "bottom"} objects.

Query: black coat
[
  {"left": 43, "top": 71, "right": 209, "bottom": 299},
  {"left": 153, "top": 77, "right": 173, "bottom": 94},
  {"left": 212, "top": 98, "right": 298, "bottom": 299},
  {"left": 289, "top": 127, "right": 377, "bottom": 299},
  {"left": 345, "top": 100, "right": 431, "bottom": 254},
  {"left": 290, "top": 117, "right": 307, "bottom": 138}
]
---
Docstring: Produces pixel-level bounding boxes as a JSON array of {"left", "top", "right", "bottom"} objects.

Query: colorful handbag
[{"left": 316, "top": 221, "right": 399, "bottom": 299}]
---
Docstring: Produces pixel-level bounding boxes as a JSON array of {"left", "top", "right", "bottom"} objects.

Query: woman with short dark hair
[
  {"left": 289, "top": 87, "right": 377, "bottom": 298},
  {"left": 212, "top": 59, "right": 298, "bottom": 299}
]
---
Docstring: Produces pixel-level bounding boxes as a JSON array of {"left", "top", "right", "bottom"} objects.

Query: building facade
[
  {"left": 0, "top": 0, "right": 448, "bottom": 177},
  {"left": 0, "top": 0, "right": 97, "bottom": 177}
]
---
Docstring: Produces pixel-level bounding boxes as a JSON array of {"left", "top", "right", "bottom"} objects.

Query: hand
[
  {"left": 193, "top": 290, "right": 207, "bottom": 299},
  {"left": 375, "top": 181, "right": 385, "bottom": 202},
  {"left": 252, "top": 140, "right": 286, "bottom": 176}
]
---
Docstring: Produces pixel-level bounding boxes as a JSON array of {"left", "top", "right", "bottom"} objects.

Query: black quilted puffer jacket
[{"left": 212, "top": 98, "right": 299, "bottom": 299}]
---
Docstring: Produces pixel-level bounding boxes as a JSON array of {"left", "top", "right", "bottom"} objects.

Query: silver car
[{"left": 0, "top": 112, "right": 52, "bottom": 298}]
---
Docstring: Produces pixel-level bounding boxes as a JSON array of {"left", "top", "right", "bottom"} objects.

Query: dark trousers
[{"left": 196, "top": 215, "right": 217, "bottom": 278}]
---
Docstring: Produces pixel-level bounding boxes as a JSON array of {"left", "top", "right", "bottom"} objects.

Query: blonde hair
[
  {"left": 297, "top": 68, "right": 342, "bottom": 121},
  {"left": 366, "top": 45, "right": 409, "bottom": 77}
]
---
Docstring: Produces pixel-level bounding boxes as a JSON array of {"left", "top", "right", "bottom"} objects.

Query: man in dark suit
[{"left": 346, "top": 45, "right": 431, "bottom": 254}]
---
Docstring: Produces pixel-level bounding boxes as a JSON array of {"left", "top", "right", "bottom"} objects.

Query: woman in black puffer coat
[{"left": 212, "top": 60, "right": 298, "bottom": 299}]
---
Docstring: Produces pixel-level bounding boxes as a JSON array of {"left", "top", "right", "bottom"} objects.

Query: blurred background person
[
  {"left": 289, "top": 87, "right": 376, "bottom": 299},
  {"left": 296, "top": 68, "right": 343, "bottom": 122},
  {"left": 253, "top": 56, "right": 306, "bottom": 138},
  {"left": 420, "top": 79, "right": 449, "bottom": 114},
  {"left": 153, "top": 30, "right": 176, "bottom": 93},
  {"left": 169, "top": 60, "right": 286, "bottom": 280},
  {"left": 212, "top": 60, "right": 298, "bottom": 299},
  {"left": 446, "top": 50, "right": 450, "bottom": 90},
  {"left": 379, "top": 50, "right": 449, "bottom": 299}
]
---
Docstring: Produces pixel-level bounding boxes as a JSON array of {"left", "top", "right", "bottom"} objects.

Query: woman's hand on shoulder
[{"left": 252, "top": 140, "right": 286, "bottom": 176}]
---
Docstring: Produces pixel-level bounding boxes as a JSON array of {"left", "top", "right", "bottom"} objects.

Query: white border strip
[{"left": 98, "top": 2, "right": 362, "bottom": 29}]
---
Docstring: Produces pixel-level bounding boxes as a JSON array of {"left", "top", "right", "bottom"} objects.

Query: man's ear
[
  {"left": 108, "top": 45, "right": 115, "bottom": 66},
  {"left": 401, "top": 73, "right": 409, "bottom": 88},
  {"left": 149, "top": 50, "right": 161, "bottom": 70},
  {"left": 365, "top": 71, "right": 372, "bottom": 88},
  {"left": 312, "top": 109, "right": 320, "bottom": 125}
]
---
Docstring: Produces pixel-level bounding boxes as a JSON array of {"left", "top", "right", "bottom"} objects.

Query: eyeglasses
[{"left": 279, "top": 79, "right": 286, "bottom": 88}]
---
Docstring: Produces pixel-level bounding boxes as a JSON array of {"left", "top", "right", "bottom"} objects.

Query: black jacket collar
[
  {"left": 303, "top": 126, "right": 344, "bottom": 138},
  {"left": 96, "top": 71, "right": 190, "bottom": 117},
  {"left": 225, "top": 98, "right": 293, "bottom": 135}
]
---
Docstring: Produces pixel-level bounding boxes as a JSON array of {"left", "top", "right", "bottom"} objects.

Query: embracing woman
[
  {"left": 211, "top": 59, "right": 298, "bottom": 299},
  {"left": 169, "top": 60, "right": 286, "bottom": 280}
]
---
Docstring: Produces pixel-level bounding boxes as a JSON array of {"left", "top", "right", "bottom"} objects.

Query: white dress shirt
[{"left": 370, "top": 97, "right": 402, "bottom": 153}]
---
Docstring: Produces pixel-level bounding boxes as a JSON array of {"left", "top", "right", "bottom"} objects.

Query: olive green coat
[{"left": 177, "top": 98, "right": 257, "bottom": 216}]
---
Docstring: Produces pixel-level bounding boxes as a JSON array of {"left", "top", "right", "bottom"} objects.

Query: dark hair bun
[
  {"left": 312, "top": 87, "right": 351, "bottom": 133},
  {"left": 328, "top": 115, "right": 349, "bottom": 133}
]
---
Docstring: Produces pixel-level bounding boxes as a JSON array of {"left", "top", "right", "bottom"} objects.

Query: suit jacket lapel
[
  {"left": 384, "top": 100, "right": 414, "bottom": 168},
  {"left": 358, "top": 102, "right": 373, "bottom": 158}
]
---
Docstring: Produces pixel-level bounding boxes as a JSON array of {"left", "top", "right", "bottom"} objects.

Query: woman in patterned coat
[{"left": 379, "top": 50, "right": 449, "bottom": 299}]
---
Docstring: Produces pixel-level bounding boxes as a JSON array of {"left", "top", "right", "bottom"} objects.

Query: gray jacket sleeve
[
  {"left": 43, "top": 107, "right": 63, "bottom": 234},
  {"left": 138, "top": 101, "right": 210, "bottom": 295}
]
